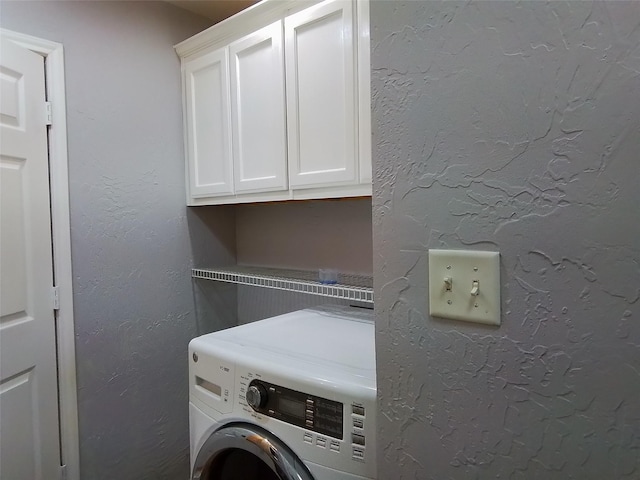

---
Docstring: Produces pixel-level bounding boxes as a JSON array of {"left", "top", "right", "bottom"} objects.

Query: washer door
[{"left": 192, "top": 423, "right": 315, "bottom": 480}]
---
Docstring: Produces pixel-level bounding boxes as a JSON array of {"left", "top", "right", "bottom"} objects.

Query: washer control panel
[{"left": 247, "top": 379, "right": 343, "bottom": 440}]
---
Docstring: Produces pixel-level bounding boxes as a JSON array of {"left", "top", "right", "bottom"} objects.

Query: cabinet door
[
  {"left": 285, "top": 0, "right": 357, "bottom": 189},
  {"left": 184, "top": 49, "right": 234, "bottom": 197},
  {"left": 230, "top": 21, "right": 287, "bottom": 194},
  {"left": 356, "top": 0, "right": 372, "bottom": 185}
]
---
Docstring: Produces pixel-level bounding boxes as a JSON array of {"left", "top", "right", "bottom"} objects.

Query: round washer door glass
[
  {"left": 206, "top": 448, "right": 279, "bottom": 480},
  {"left": 192, "top": 424, "right": 314, "bottom": 480}
]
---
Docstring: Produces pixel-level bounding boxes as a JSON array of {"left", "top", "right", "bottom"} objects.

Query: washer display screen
[{"left": 278, "top": 397, "right": 305, "bottom": 419}]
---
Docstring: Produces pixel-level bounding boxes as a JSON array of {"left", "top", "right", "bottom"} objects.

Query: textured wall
[
  {"left": 371, "top": 1, "right": 640, "bottom": 479},
  {"left": 0, "top": 2, "right": 227, "bottom": 479},
  {"left": 235, "top": 198, "right": 373, "bottom": 323},
  {"left": 237, "top": 287, "right": 366, "bottom": 325},
  {"left": 188, "top": 207, "right": 238, "bottom": 335},
  {"left": 236, "top": 198, "right": 373, "bottom": 275}
]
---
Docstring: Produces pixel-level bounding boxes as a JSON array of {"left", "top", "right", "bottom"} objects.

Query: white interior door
[{"left": 0, "top": 38, "right": 61, "bottom": 480}]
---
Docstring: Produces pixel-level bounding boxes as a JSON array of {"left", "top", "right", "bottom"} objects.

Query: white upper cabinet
[
  {"left": 230, "top": 21, "right": 288, "bottom": 194},
  {"left": 176, "top": 0, "right": 371, "bottom": 205},
  {"left": 184, "top": 48, "right": 233, "bottom": 198},
  {"left": 285, "top": 1, "right": 356, "bottom": 189}
]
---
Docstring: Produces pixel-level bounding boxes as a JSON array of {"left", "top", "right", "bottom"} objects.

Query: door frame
[{"left": 1, "top": 28, "right": 80, "bottom": 480}]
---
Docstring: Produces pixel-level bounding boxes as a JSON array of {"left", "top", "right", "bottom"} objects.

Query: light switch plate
[{"left": 428, "top": 249, "right": 501, "bottom": 325}]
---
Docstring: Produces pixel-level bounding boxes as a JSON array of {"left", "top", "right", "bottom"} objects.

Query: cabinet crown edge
[{"left": 174, "top": 0, "right": 322, "bottom": 58}]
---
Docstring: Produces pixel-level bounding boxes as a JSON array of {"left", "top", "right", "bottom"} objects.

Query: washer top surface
[{"left": 192, "top": 305, "right": 375, "bottom": 381}]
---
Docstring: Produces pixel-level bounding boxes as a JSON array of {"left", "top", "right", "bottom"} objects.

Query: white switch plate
[{"left": 428, "top": 249, "right": 501, "bottom": 326}]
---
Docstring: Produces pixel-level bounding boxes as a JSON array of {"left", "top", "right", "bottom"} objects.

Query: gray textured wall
[
  {"left": 236, "top": 198, "right": 373, "bottom": 274},
  {"left": 235, "top": 198, "right": 373, "bottom": 323},
  {"left": 0, "top": 2, "right": 230, "bottom": 479},
  {"left": 237, "top": 287, "right": 362, "bottom": 324},
  {"left": 371, "top": 1, "right": 640, "bottom": 479}
]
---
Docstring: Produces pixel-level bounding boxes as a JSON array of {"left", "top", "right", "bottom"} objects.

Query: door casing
[{"left": 0, "top": 28, "right": 79, "bottom": 480}]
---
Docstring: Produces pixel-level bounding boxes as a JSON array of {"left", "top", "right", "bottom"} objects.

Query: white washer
[{"left": 189, "top": 305, "right": 377, "bottom": 480}]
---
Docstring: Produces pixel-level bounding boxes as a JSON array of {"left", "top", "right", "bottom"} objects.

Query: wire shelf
[{"left": 192, "top": 266, "right": 374, "bottom": 304}]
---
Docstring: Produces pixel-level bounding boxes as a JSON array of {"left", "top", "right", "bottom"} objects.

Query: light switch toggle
[{"left": 428, "top": 249, "right": 501, "bottom": 325}]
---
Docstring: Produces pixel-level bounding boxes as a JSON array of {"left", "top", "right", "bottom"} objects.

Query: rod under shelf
[{"left": 192, "top": 266, "right": 374, "bottom": 304}]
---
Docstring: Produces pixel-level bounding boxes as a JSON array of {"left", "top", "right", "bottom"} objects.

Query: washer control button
[
  {"left": 352, "top": 447, "right": 365, "bottom": 460},
  {"left": 352, "top": 405, "right": 365, "bottom": 416}
]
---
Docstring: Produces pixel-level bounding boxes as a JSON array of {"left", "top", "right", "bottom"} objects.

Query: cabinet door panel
[
  {"left": 285, "top": 0, "right": 357, "bottom": 188},
  {"left": 184, "top": 49, "right": 233, "bottom": 197},
  {"left": 230, "top": 21, "right": 287, "bottom": 193},
  {"left": 356, "top": 0, "right": 372, "bottom": 184}
]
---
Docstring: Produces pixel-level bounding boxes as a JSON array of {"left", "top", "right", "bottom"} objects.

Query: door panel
[
  {"left": 0, "top": 369, "right": 37, "bottom": 480},
  {"left": 184, "top": 48, "right": 234, "bottom": 197},
  {"left": 230, "top": 21, "right": 287, "bottom": 194},
  {"left": 0, "top": 38, "right": 61, "bottom": 480},
  {"left": 285, "top": 0, "right": 357, "bottom": 188}
]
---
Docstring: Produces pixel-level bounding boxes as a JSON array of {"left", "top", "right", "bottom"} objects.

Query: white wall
[
  {"left": 372, "top": 1, "right": 640, "bottom": 478},
  {"left": 0, "top": 2, "right": 234, "bottom": 479}
]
